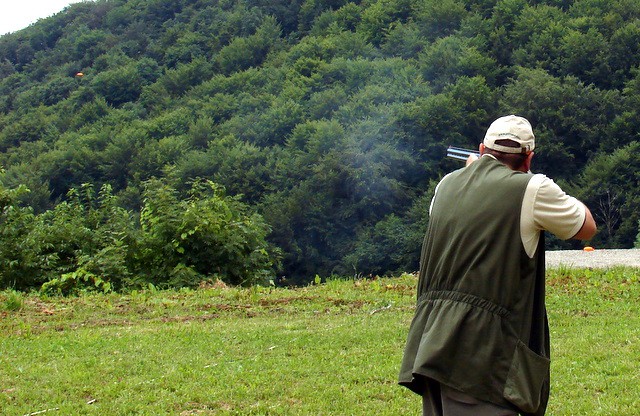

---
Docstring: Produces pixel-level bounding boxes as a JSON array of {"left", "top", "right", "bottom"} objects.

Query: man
[{"left": 398, "top": 115, "right": 597, "bottom": 416}]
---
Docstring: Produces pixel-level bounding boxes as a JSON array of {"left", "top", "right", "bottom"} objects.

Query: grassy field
[{"left": 1, "top": 268, "right": 639, "bottom": 415}]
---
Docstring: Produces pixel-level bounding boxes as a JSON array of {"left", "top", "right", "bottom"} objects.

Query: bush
[
  {"left": 0, "top": 178, "right": 279, "bottom": 293},
  {"left": 0, "top": 182, "right": 41, "bottom": 290},
  {"left": 32, "top": 183, "right": 135, "bottom": 294},
  {"left": 133, "top": 178, "right": 278, "bottom": 287}
]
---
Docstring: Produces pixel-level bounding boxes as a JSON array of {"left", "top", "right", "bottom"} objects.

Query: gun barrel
[{"left": 446, "top": 146, "right": 480, "bottom": 161}]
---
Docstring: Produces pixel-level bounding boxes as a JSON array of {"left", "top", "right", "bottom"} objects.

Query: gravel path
[{"left": 546, "top": 248, "right": 640, "bottom": 269}]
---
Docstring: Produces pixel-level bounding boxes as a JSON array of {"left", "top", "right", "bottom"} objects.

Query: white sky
[{"left": 1, "top": 0, "right": 84, "bottom": 35}]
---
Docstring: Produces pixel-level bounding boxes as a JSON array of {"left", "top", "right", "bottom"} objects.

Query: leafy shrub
[
  {"left": 134, "top": 178, "right": 278, "bottom": 287},
  {"left": 41, "top": 269, "right": 113, "bottom": 296},
  {"left": 30, "top": 183, "right": 135, "bottom": 292},
  {"left": 0, "top": 182, "right": 41, "bottom": 290},
  {"left": 0, "top": 178, "right": 279, "bottom": 293}
]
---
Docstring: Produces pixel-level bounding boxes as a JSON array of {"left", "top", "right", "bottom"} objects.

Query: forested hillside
[{"left": 1, "top": 0, "right": 640, "bottom": 289}]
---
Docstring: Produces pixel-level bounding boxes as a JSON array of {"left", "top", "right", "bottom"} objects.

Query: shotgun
[{"left": 446, "top": 146, "right": 480, "bottom": 161}]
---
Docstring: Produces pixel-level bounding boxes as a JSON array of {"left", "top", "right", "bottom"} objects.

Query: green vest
[{"left": 399, "top": 157, "right": 550, "bottom": 416}]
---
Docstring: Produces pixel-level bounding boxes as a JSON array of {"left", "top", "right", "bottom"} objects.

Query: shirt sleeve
[
  {"left": 530, "top": 175, "right": 586, "bottom": 239},
  {"left": 521, "top": 175, "right": 586, "bottom": 257}
]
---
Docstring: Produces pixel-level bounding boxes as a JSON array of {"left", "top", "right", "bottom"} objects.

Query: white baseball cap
[{"left": 483, "top": 115, "right": 535, "bottom": 153}]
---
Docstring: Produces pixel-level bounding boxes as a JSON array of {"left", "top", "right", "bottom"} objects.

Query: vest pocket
[{"left": 503, "top": 340, "right": 550, "bottom": 413}]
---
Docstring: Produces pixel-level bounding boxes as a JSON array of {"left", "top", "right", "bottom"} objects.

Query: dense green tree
[
  {"left": 300, "top": 0, "right": 354, "bottom": 33},
  {"left": 0, "top": 106, "right": 59, "bottom": 151},
  {"left": 511, "top": 21, "right": 568, "bottom": 75},
  {"left": 357, "top": 0, "right": 414, "bottom": 45},
  {"left": 54, "top": 27, "right": 113, "bottom": 68},
  {"left": 246, "top": 0, "right": 305, "bottom": 35},
  {"left": 510, "top": 4, "right": 565, "bottom": 47},
  {"left": 160, "top": 57, "right": 213, "bottom": 96},
  {"left": 144, "top": 0, "right": 185, "bottom": 23},
  {"left": 97, "top": 129, "right": 144, "bottom": 189},
  {"left": 419, "top": 36, "right": 498, "bottom": 91},
  {"left": 486, "top": 0, "right": 528, "bottom": 66},
  {"left": 343, "top": 214, "right": 412, "bottom": 276},
  {"left": 575, "top": 142, "right": 640, "bottom": 247},
  {"left": 0, "top": 160, "right": 53, "bottom": 213},
  {"left": 215, "top": 16, "right": 282, "bottom": 75},
  {"left": 499, "top": 67, "right": 622, "bottom": 177},
  {"left": 64, "top": 95, "right": 111, "bottom": 130},
  {"left": 606, "top": 68, "right": 640, "bottom": 150},
  {"left": 144, "top": 107, "right": 193, "bottom": 139},
  {"left": 609, "top": 21, "right": 640, "bottom": 88},
  {"left": 381, "top": 22, "right": 426, "bottom": 58},
  {"left": 308, "top": 2, "right": 362, "bottom": 35},
  {"left": 91, "top": 62, "right": 144, "bottom": 106},
  {"left": 163, "top": 31, "right": 208, "bottom": 67},
  {"left": 0, "top": 59, "right": 15, "bottom": 78},
  {"left": 414, "top": 0, "right": 467, "bottom": 42},
  {"left": 558, "top": 28, "right": 611, "bottom": 88},
  {"left": 12, "top": 75, "right": 76, "bottom": 108}
]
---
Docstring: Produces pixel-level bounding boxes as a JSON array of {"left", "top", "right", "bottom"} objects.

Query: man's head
[{"left": 480, "top": 115, "right": 535, "bottom": 172}]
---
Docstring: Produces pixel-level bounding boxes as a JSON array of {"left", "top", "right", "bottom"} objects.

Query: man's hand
[{"left": 465, "top": 153, "right": 479, "bottom": 167}]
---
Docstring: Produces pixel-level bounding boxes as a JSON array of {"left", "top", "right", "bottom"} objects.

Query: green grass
[
  {"left": 1, "top": 269, "right": 639, "bottom": 415},
  {"left": 546, "top": 267, "right": 640, "bottom": 415}
]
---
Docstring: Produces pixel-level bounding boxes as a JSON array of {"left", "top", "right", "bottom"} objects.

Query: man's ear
[
  {"left": 479, "top": 143, "right": 485, "bottom": 155},
  {"left": 522, "top": 151, "right": 534, "bottom": 172}
]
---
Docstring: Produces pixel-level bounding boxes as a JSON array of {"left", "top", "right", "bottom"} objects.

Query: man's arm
[
  {"left": 572, "top": 204, "right": 597, "bottom": 240},
  {"left": 525, "top": 177, "right": 598, "bottom": 250}
]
